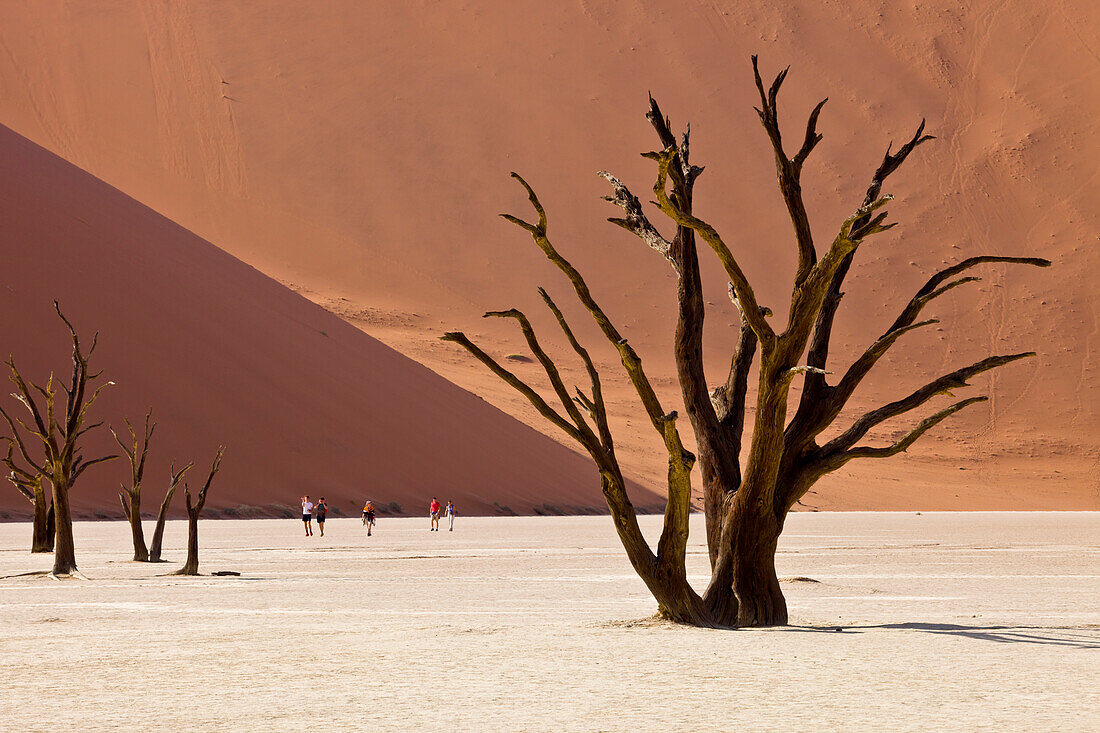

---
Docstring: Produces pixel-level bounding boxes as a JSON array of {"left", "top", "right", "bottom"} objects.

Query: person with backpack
[
  {"left": 362, "top": 499, "right": 376, "bottom": 536},
  {"left": 446, "top": 500, "right": 456, "bottom": 531},
  {"left": 315, "top": 496, "right": 328, "bottom": 536}
]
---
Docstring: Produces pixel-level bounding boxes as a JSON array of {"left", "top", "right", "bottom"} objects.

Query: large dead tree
[
  {"left": 175, "top": 447, "right": 224, "bottom": 576},
  {"left": 444, "top": 58, "right": 1050, "bottom": 627},
  {"left": 0, "top": 302, "right": 116, "bottom": 576},
  {"left": 110, "top": 410, "right": 193, "bottom": 562},
  {"left": 2, "top": 444, "right": 54, "bottom": 553}
]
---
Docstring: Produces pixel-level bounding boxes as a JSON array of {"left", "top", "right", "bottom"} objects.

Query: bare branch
[
  {"left": 885, "top": 256, "right": 1051, "bottom": 335},
  {"left": 649, "top": 149, "right": 775, "bottom": 344},
  {"left": 823, "top": 352, "right": 1035, "bottom": 455},
  {"left": 598, "top": 171, "right": 672, "bottom": 262},
  {"left": 797, "top": 119, "right": 936, "bottom": 405},
  {"left": 483, "top": 308, "right": 597, "bottom": 443},
  {"left": 751, "top": 55, "right": 826, "bottom": 283},
  {"left": 193, "top": 447, "right": 224, "bottom": 515},
  {"left": 71, "top": 453, "right": 117, "bottom": 482},
  {"left": 538, "top": 288, "right": 614, "bottom": 453},
  {"left": 805, "top": 257, "right": 1053, "bottom": 441},
  {"left": 0, "top": 407, "right": 46, "bottom": 474},
  {"left": 500, "top": 173, "right": 673, "bottom": 434},
  {"left": 441, "top": 331, "right": 588, "bottom": 448},
  {"left": 832, "top": 396, "right": 988, "bottom": 464}
]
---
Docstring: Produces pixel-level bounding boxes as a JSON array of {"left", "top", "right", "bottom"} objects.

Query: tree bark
[
  {"left": 121, "top": 491, "right": 148, "bottom": 562},
  {"left": 148, "top": 489, "right": 174, "bottom": 563},
  {"left": 177, "top": 510, "right": 200, "bottom": 576},
  {"left": 30, "top": 483, "right": 54, "bottom": 553},
  {"left": 50, "top": 475, "right": 77, "bottom": 575}
]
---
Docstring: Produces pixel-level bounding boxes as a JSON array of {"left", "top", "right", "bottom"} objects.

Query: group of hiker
[{"left": 298, "top": 495, "right": 455, "bottom": 537}]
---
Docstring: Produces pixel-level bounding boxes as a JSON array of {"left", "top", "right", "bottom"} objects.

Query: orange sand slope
[
  {"left": 0, "top": 1, "right": 1096, "bottom": 508},
  {"left": 0, "top": 124, "right": 657, "bottom": 519}
]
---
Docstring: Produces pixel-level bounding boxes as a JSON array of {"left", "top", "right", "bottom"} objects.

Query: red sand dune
[
  {"left": 0, "top": 124, "right": 659, "bottom": 519},
  {"left": 0, "top": 1, "right": 1095, "bottom": 510}
]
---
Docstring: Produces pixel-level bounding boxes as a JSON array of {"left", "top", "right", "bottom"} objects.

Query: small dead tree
[
  {"left": 111, "top": 411, "right": 155, "bottom": 561},
  {"left": 148, "top": 462, "right": 193, "bottom": 562},
  {"left": 2, "top": 444, "right": 54, "bottom": 553},
  {"left": 110, "top": 411, "right": 193, "bottom": 562},
  {"left": 0, "top": 302, "right": 116, "bottom": 576},
  {"left": 444, "top": 59, "right": 1050, "bottom": 627},
  {"left": 175, "top": 447, "right": 224, "bottom": 576}
]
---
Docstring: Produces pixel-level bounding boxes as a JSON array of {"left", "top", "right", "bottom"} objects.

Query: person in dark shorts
[
  {"left": 362, "top": 500, "right": 376, "bottom": 536},
  {"left": 315, "top": 496, "right": 328, "bottom": 536},
  {"left": 429, "top": 497, "right": 441, "bottom": 531},
  {"left": 301, "top": 495, "right": 314, "bottom": 537}
]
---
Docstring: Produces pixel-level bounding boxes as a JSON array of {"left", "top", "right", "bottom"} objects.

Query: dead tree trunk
[
  {"left": 175, "top": 448, "right": 223, "bottom": 576},
  {"left": 0, "top": 302, "right": 116, "bottom": 577},
  {"left": 443, "top": 58, "right": 1050, "bottom": 627},
  {"left": 3, "top": 453, "right": 54, "bottom": 553},
  {"left": 148, "top": 462, "right": 192, "bottom": 563}
]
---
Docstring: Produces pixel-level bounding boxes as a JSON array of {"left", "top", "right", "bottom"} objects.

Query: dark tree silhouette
[
  {"left": 111, "top": 410, "right": 193, "bottom": 562},
  {"left": 111, "top": 411, "right": 155, "bottom": 561},
  {"left": 2, "top": 444, "right": 54, "bottom": 553},
  {"left": 444, "top": 59, "right": 1050, "bottom": 627},
  {"left": 0, "top": 302, "right": 116, "bottom": 577},
  {"left": 175, "top": 447, "right": 224, "bottom": 576},
  {"left": 148, "top": 462, "right": 193, "bottom": 563}
]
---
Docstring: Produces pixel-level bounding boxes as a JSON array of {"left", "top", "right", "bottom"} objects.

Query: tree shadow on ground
[{"left": 786, "top": 622, "right": 1100, "bottom": 649}]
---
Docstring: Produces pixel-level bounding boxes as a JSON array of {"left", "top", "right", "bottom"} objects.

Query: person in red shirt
[{"left": 429, "top": 497, "right": 441, "bottom": 531}]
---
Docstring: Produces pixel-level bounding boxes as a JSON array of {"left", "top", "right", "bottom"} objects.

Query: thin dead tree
[
  {"left": 111, "top": 410, "right": 155, "bottom": 561},
  {"left": 2, "top": 443, "right": 54, "bottom": 553},
  {"left": 0, "top": 302, "right": 117, "bottom": 577},
  {"left": 175, "top": 447, "right": 224, "bottom": 576},
  {"left": 148, "top": 461, "right": 193, "bottom": 562},
  {"left": 110, "top": 411, "right": 193, "bottom": 562},
  {"left": 444, "top": 58, "right": 1050, "bottom": 627}
]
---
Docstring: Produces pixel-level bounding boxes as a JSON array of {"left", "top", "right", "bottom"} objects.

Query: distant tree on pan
[
  {"left": 2, "top": 444, "right": 54, "bottom": 553},
  {"left": 443, "top": 58, "right": 1050, "bottom": 627},
  {"left": 0, "top": 302, "right": 117, "bottom": 577},
  {"left": 175, "top": 446, "right": 224, "bottom": 576},
  {"left": 147, "top": 461, "right": 193, "bottom": 563},
  {"left": 110, "top": 409, "right": 193, "bottom": 562}
]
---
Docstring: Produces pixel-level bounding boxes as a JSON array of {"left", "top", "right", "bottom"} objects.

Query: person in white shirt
[{"left": 301, "top": 495, "right": 314, "bottom": 537}]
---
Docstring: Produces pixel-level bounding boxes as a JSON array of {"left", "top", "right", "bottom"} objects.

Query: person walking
[
  {"left": 446, "top": 500, "right": 456, "bottom": 531},
  {"left": 315, "top": 496, "right": 328, "bottom": 537},
  {"left": 429, "top": 497, "right": 441, "bottom": 531},
  {"left": 362, "top": 499, "right": 376, "bottom": 536},
  {"left": 301, "top": 495, "right": 314, "bottom": 537}
]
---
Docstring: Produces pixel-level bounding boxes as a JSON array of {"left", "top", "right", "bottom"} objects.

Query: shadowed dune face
[
  {"left": 0, "top": 125, "right": 658, "bottom": 519},
  {"left": 0, "top": 1, "right": 1095, "bottom": 509}
]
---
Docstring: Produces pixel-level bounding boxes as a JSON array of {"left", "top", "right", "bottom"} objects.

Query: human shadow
[{"left": 784, "top": 622, "right": 1100, "bottom": 649}]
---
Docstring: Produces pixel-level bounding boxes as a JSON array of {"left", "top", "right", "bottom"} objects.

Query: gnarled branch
[
  {"left": 483, "top": 308, "right": 598, "bottom": 445},
  {"left": 828, "top": 396, "right": 989, "bottom": 466},
  {"left": 440, "top": 331, "right": 588, "bottom": 449},
  {"left": 501, "top": 173, "right": 673, "bottom": 435},
  {"left": 751, "top": 55, "right": 828, "bottom": 283},
  {"left": 823, "top": 352, "right": 1035, "bottom": 456},
  {"left": 649, "top": 149, "right": 775, "bottom": 345}
]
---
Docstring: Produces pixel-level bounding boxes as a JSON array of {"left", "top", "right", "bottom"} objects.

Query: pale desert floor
[{"left": 1, "top": 513, "right": 1097, "bottom": 732}]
